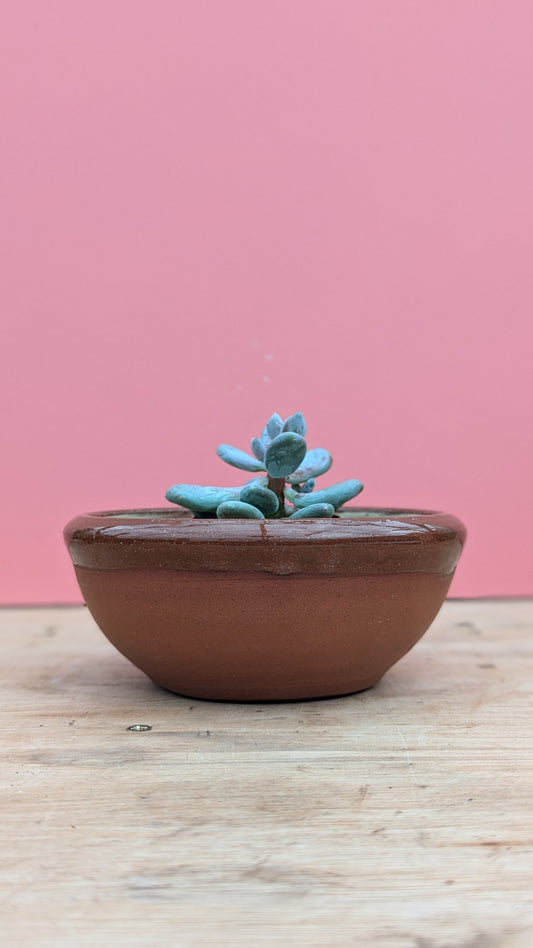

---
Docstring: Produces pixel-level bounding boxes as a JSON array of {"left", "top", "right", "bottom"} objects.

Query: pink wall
[{"left": 2, "top": 2, "right": 532, "bottom": 602}]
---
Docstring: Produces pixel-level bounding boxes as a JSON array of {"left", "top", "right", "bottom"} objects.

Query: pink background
[{"left": 2, "top": 2, "right": 532, "bottom": 602}]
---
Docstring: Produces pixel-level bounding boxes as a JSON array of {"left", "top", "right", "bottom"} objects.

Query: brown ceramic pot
[{"left": 64, "top": 508, "right": 466, "bottom": 701}]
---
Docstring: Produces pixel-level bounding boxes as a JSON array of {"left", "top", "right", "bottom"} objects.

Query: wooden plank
[{"left": 1, "top": 601, "right": 532, "bottom": 947}]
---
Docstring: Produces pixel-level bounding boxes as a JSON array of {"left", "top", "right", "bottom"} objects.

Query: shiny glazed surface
[{"left": 65, "top": 508, "right": 466, "bottom": 575}]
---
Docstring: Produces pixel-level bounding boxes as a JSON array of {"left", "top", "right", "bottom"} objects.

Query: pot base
[{"left": 74, "top": 566, "right": 453, "bottom": 701}]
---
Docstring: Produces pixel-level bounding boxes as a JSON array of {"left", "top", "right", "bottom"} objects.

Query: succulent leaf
[
  {"left": 265, "top": 413, "right": 284, "bottom": 440},
  {"left": 283, "top": 486, "right": 299, "bottom": 506},
  {"left": 239, "top": 483, "right": 279, "bottom": 516},
  {"left": 264, "top": 432, "right": 307, "bottom": 479},
  {"left": 250, "top": 437, "right": 265, "bottom": 461},
  {"left": 282, "top": 412, "right": 306, "bottom": 437},
  {"left": 246, "top": 474, "right": 269, "bottom": 487},
  {"left": 166, "top": 484, "right": 241, "bottom": 512},
  {"left": 289, "top": 503, "right": 335, "bottom": 519},
  {"left": 216, "top": 501, "right": 265, "bottom": 519},
  {"left": 286, "top": 448, "right": 332, "bottom": 484},
  {"left": 216, "top": 443, "right": 265, "bottom": 472},
  {"left": 291, "top": 479, "right": 364, "bottom": 510}
]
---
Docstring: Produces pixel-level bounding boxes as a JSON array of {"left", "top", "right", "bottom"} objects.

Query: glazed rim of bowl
[
  {"left": 65, "top": 507, "right": 466, "bottom": 576},
  {"left": 86, "top": 506, "right": 439, "bottom": 520}
]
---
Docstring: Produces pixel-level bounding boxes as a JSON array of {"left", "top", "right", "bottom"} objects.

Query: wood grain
[{"left": 1, "top": 601, "right": 532, "bottom": 947}]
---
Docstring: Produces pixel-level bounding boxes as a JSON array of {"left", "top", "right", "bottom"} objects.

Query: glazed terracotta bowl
[{"left": 64, "top": 508, "right": 466, "bottom": 701}]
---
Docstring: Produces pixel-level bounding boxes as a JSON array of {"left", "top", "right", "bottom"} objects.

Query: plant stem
[{"left": 267, "top": 477, "right": 288, "bottom": 518}]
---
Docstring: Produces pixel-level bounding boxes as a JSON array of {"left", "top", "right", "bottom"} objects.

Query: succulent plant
[{"left": 166, "top": 411, "right": 363, "bottom": 519}]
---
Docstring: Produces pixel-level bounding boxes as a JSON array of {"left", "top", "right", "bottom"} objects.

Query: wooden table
[{"left": 2, "top": 600, "right": 532, "bottom": 947}]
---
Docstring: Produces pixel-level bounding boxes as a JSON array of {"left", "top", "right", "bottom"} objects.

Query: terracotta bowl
[{"left": 64, "top": 507, "right": 466, "bottom": 701}]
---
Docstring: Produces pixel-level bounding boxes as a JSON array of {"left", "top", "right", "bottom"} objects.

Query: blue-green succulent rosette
[{"left": 166, "top": 412, "right": 363, "bottom": 520}]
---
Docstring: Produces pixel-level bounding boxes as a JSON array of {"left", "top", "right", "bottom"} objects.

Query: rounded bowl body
[{"left": 64, "top": 508, "right": 466, "bottom": 701}]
